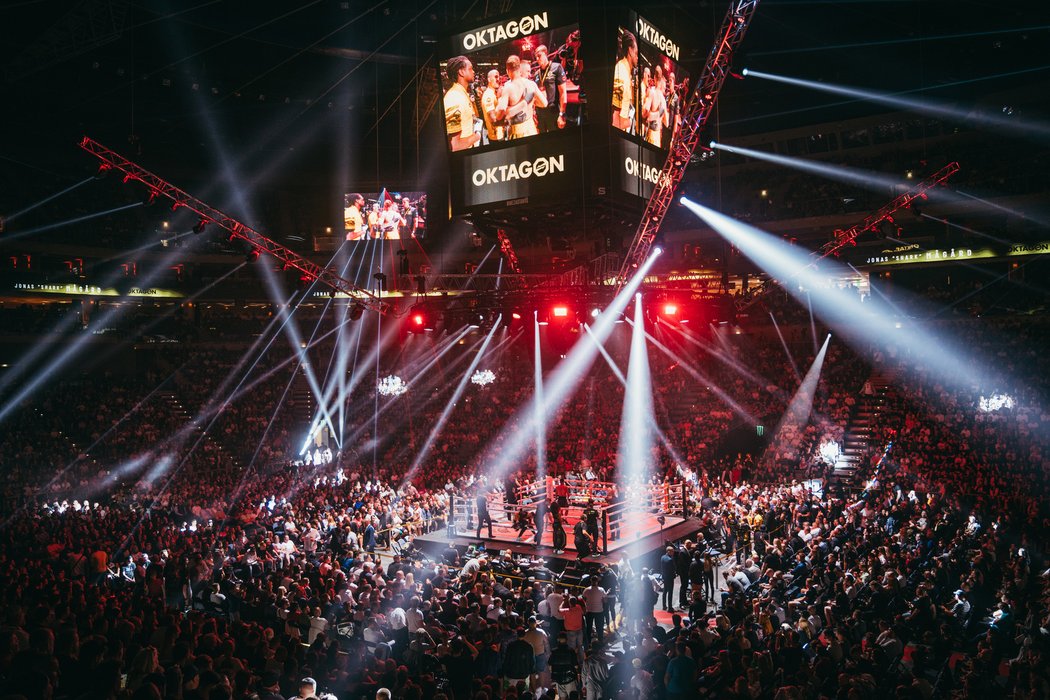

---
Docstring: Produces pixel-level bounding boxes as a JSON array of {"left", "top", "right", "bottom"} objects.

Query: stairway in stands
[
  {"left": 156, "top": 390, "right": 240, "bottom": 472},
  {"left": 829, "top": 369, "right": 896, "bottom": 495}
]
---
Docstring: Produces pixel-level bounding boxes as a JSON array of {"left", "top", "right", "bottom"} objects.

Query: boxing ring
[{"left": 447, "top": 477, "right": 691, "bottom": 558}]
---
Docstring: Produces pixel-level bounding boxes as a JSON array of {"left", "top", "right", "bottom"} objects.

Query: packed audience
[{"left": 0, "top": 295, "right": 1047, "bottom": 699}]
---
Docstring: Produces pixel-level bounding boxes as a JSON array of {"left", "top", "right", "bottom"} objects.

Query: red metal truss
[
  {"left": 80, "top": 137, "right": 388, "bottom": 314},
  {"left": 617, "top": 0, "right": 760, "bottom": 289},
  {"left": 823, "top": 161, "right": 959, "bottom": 256},
  {"left": 737, "top": 161, "right": 960, "bottom": 311},
  {"left": 496, "top": 228, "right": 523, "bottom": 274}
]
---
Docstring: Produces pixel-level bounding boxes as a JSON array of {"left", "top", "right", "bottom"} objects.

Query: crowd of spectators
[{"left": 0, "top": 292, "right": 1047, "bottom": 699}]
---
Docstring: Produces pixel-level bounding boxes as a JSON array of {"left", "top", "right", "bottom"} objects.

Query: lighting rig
[
  {"left": 79, "top": 137, "right": 390, "bottom": 316},
  {"left": 735, "top": 161, "right": 961, "bottom": 312}
]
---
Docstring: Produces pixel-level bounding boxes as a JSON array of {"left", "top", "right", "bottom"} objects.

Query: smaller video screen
[{"left": 343, "top": 191, "right": 427, "bottom": 241}]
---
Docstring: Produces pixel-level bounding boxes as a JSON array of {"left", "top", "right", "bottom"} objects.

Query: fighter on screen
[
  {"left": 497, "top": 55, "right": 547, "bottom": 139},
  {"left": 532, "top": 44, "right": 567, "bottom": 133},
  {"left": 613, "top": 28, "right": 689, "bottom": 149},
  {"left": 612, "top": 31, "right": 638, "bottom": 134},
  {"left": 442, "top": 26, "right": 584, "bottom": 150},
  {"left": 377, "top": 199, "right": 406, "bottom": 240},
  {"left": 443, "top": 56, "right": 483, "bottom": 152},
  {"left": 643, "top": 65, "right": 669, "bottom": 147},
  {"left": 344, "top": 193, "right": 366, "bottom": 241}
]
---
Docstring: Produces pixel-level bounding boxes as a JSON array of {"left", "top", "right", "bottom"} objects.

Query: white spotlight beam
[
  {"left": 627, "top": 318, "right": 757, "bottom": 424},
  {"left": 672, "top": 324, "right": 781, "bottom": 395},
  {"left": 481, "top": 249, "right": 664, "bottom": 482},
  {"left": 769, "top": 313, "right": 802, "bottom": 382},
  {"left": 617, "top": 294, "right": 656, "bottom": 484},
  {"left": 1, "top": 201, "right": 143, "bottom": 243},
  {"left": 681, "top": 198, "right": 986, "bottom": 393},
  {"left": 0, "top": 235, "right": 212, "bottom": 423},
  {"left": 404, "top": 317, "right": 503, "bottom": 485},
  {"left": 764, "top": 334, "right": 831, "bottom": 462},
  {"left": 306, "top": 324, "right": 470, "bottom": 454},
  {"left": 585, "top": 324, "right": 688, "bottom": 468},
  {"left": 743, "top": 68, "right": 1050, "bottom": 142},
  {"left": 533, "top": 312, "right": 547, "bottom": 481},
  {"left": 711, "top": 140, "right": 907, "bottom": 192},
  {"left": 2, "top": 176, "right": 94, "bottom": 223},
  {"left": 258, "top": 261, "right": 340, "bottom": 442}
]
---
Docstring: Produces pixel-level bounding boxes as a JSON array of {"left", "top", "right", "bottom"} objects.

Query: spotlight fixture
[
  {"left": 663, "top": 303, "right": 678, "bottom": 317},
  {"left": 348, "top": 304, "right": 365, "bottom": 321},
  {"left": 741, "top": 67, "right": 749, "bottom": 77},
  {"left": 245, "top": 249, "right": 260, "bottom": 263},
  {"left": 552, "top": 305, "right": 569, "bottom": 318},
  {"left": 192, "top": 219, "right": 208, "bottom": 234},
  {"left": 407, "top": 307, "right": 431, "bottom": 332},
  {"left": 373, "top": 272, "right": 387, "bottom": 292}
]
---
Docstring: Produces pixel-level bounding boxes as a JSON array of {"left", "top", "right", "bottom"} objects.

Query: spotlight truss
[
  {"left": 496, "top": 228, "right": 523, "bottom": 275},
  {"left": 737, "top": 161, "right": 960, "bottom": 312},
  {"left": 616, "top": 0, "right": 760, "bottom": 289},
  {"left": 79, "top": 137, "right": 389, "bottom": 315}
]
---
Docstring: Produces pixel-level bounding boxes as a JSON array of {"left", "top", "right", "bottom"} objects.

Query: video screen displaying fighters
[
  {"left": 440, "top": 12, "right": 585, "bottom": 153},
  {"left": 343, "top": 191, "right": 426, "bottom": 241},
  {"left": 612, "top": 14, "right": 689, "bottom": 151}
]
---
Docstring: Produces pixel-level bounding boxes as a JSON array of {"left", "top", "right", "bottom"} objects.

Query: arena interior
[{"left": 1, "top": 2, "right": 1049, "bottom": 700}]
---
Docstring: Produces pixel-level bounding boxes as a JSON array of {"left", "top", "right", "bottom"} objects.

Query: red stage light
[
  {"left": 412, "top": 313, "right": 424, "bottom": 326},
  {"left": 663, "top": 303, "right": 679, "bottom": 316},
  {"left": 552, "top": 306, "right": 569, "bottom": 318},
  {"left": 512, "top": 312, "right": 522, "bottom": 320}
]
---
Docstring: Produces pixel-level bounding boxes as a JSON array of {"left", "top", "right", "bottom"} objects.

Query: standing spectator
[
  {"left": 582, "top": 642, "right": 611, "bottom": 700},
  {"left": 523, "top": 616, "right": 551, "bottom": 689},
  {"left": 560, "top": 596, "right": 585, "bottom": 661},
  {"left": 503, "top": 628, "right": 535, "bottom": 690},
  {"left": 664, "top": 642, "right": 697, "bottom": 700},
  {"left": 660, "top": 547, "right": 677, "bottom": 611},
  {"left": 549, "top": 633, "right": 579, "bottom": 698},
  {"left": 476, "top": 489, "right": 493, "bottom": 539},
  {"left": 583, "top": 578, "right": 607, "bottom": 647},
  {"left": 546, "top": 585, "right": 565, "bottom": 638},
  {"left": 676, "top": 541, "right": 693, "bottom": 609},
  {"left": 364, "top": 518, "right": 377, "bottom": 552}
]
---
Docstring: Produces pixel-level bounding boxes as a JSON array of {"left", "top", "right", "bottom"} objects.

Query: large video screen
[
  {"left": 439, "top": 13, "right": 585, "bottom": 152},
  {"left": 343, "top": 191, "right": 426, "bottom": 241},
  {"left": 439, "top": 8, "right": 587, "bottom": 213},
  {"left": 612, "top": 13, "right": 690, "bottom": 151}
]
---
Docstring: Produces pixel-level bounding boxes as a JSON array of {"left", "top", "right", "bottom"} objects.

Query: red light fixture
[
  {"left": 412, "top": 313, "right": 424, "bottom": 326},
  {"left": 663, "top": 303, "right": 678, "bottom": 317},
  {"left": 552, "top": 305, "right": 569, "bottom": 318}
]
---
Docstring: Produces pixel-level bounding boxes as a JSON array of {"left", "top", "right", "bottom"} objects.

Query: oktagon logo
[
  {"left": 471, "top": 155, "right": 566, "bottom": 186},
  {"left": 635, "top": 16, "right": 680, "bottom": 61},
  {"left": 461, "top": 13, "right": 550, "bottom": 51},
  {"left": 624, "top": 156, "right": 669, "bottom": 187}
]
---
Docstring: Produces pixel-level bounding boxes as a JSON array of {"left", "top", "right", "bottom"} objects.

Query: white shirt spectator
[
  {"left": 388, "top": 607, "right": 407, "bottom": 631},
  {"left": 308, "top": 614, "right": 329, "bottom": 643},
  {"left": 547, "top": 591, "right": 565, "bottom": 620},
  {"left": 582, "top": 585, "right": 606, "bottom": 613}
]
